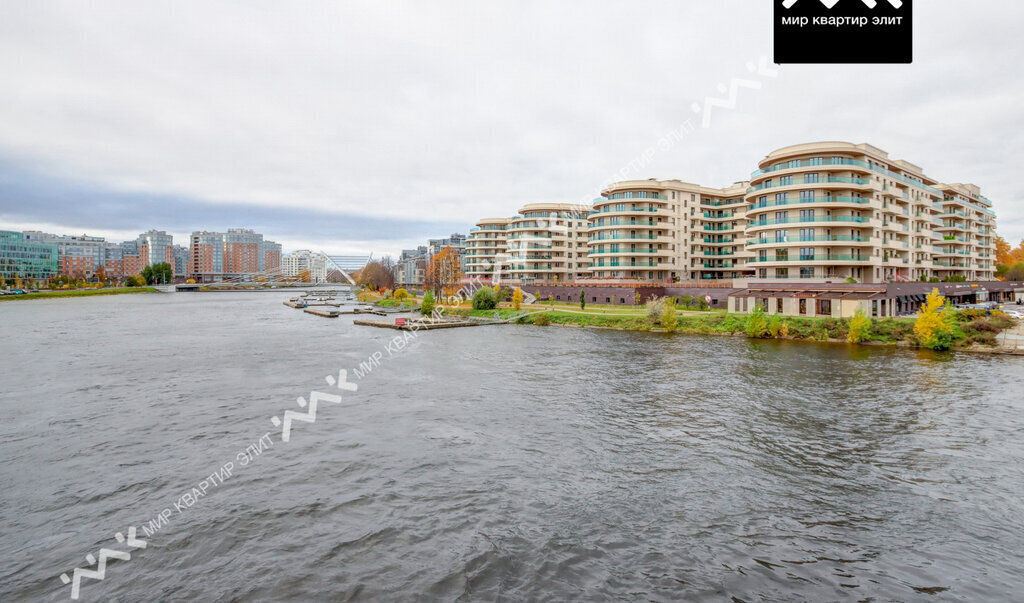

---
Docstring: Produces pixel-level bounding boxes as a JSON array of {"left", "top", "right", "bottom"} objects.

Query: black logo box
[{"left": 774, "top": 0, "right": 912, "bottom": 64}]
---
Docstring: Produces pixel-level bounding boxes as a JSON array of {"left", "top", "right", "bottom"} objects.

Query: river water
[{"left": 1, "top": 290, "right": 1023, "bottom": 601}]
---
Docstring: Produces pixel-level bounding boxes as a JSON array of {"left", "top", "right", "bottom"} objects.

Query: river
[{"left": 1, "top": 290, "right": 1023, "bottom": 601}]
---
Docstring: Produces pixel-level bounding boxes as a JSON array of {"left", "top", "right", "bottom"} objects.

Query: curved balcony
[
  {"left": 589, "top": 260, "right": 671, "bottom": 269},
  {"left": 587, "top": 249, "right": 669, "bottom": 258},
  {"left": 588, "top": 220, "right": 669, "bottom": 232},
  {"left": 589, "top": 206, "right": 671, "bottom": 219},
  {"left": 747, "top": 175, "right": 872, "bottom": 193},
  {"left": 745, "top": 236, "right": 875, "bottom": 249},
  {"left": 749, "top": 254, "right": 874, "bottom": 265},
  {"left": 588, "top": 234, "right": 674, "bottom": 245},
  {"left": 744, "top": 196, "right": 872, "bottom": 215},
  {"left": 746, "top": 216, "right": 874, "bottom": 233}
]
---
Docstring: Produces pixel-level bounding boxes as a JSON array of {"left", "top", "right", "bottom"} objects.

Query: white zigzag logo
[
  {"left": 60, "top": 527, "right": 147, "bottom": 600},
  {"left": 783, "top": 0, "right": 902, "bottom": 8},
  {"left": 691, "top": 56, "right": 778, "bottom": 128},
  {"left": 271, "top": 369, "right": 357, "bottom": 442}
]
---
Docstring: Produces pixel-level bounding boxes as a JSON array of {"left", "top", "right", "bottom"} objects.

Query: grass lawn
[{"left": 0, "top": 287, "right": 159, "bottom": 301}]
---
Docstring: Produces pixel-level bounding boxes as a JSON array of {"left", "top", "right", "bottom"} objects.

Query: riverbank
[
  {"left": 0, "top": 287, "right": 159, "bottom": 301},
  {"left": 447, "top": 304, "right": 1019, "bottom": 352}
]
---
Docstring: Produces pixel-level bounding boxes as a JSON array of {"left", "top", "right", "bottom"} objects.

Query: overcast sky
[{"left": 1, "top": 0, "right": 1022, "bottom": 256}]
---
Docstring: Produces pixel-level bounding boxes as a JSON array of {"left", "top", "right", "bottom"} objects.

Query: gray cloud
[{"left": 0, "top": 0, "right": 1021, "bottom": 251}]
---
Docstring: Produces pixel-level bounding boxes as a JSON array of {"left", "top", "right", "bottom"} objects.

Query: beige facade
[
  {"left": 588, "top": 180, "right": 753, "bottom": 282},
  {"left": 745, "top": 142, "right": 996, "bottom": 284},
  {"left": 467, "top": 142, "right": 999, "bottom": 285},
  {"left": 501, "top": 203, "right": 590, "bottom": 284},
  {"left": 465, "top": 217, "right": 510, "bottom": 281}
]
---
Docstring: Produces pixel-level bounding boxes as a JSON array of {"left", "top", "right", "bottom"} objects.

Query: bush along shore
[
  {"left": 0, "top": 287, "right": 160, "bottom": 301},
  {"left": 450, "top": 289, "right": 1017, "bottom": 352}
]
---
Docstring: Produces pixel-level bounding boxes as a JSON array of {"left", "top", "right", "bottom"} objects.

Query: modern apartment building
[
  {"left": 188, "top": 229, "right": 281, "bottom": 282},
  {"left": 395, "top": 246, "right": 428, "bottom": 287},
  {"left": 504, "top": 203, "right": 590, "bottom": 284},
  {"left": 138, "top": 230, "right": 175, "bottom": 270},
  {"left": 281, "top": 249, "right": 328, "bottom": 283},
  {"left": 427, "top": 233, "right": 468, "bottom": 273},
  {"left": 467, "top": 142, "right": 999, "bottom": 286},
  {"left": 745, "top": 142, "right": 996, "bottom": 283},
  {"left": 588, "top": 180, "right": 751, "bottom": 282},
  {"left": 0, "top": 231, "right": 58, "bottom": 284},
  {"left": 465, "top": 218, "right": 510, "bottom": 281}
]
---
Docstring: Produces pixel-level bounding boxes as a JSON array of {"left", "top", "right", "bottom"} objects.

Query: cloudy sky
[{"left": 1, "top": 0, "right": 1022, "bottom": 256}]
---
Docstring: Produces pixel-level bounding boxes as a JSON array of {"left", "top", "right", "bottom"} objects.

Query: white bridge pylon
[{"left": 323, "top": 252, "right": 372, "bottom": 286}]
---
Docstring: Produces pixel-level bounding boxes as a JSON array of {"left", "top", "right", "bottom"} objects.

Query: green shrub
[
  {"left": 847, "top": 308, "right": 871, "bottom": 343},
  {"left": 745, "top": 305, "right": 770, "bottom": 338},
  {"left": 661, "top": 301, "right": 678, "bottom": 332},
  {"left": 472, "top": 287, "right": 498, "bottom": 310},
  {"left": 532, "top": 312, "right": 551, "bottom": 326},
  {"left": 420, "top": 291, "right": 435, "bottom": 316}
]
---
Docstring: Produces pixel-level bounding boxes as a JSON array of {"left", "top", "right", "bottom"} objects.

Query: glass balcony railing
[
  {"left": 747, "top": 176, "right": 871, "bottom": 192},
  {"left": 748, "top": 196, "right": 871, "bottom": 210},
  {"left": 747, "top": 235, "right": 868, "bottom": 245},
  {"left": 749, "top": 216, "right": 871, "bottom": 227},
  {"left": 750, "top": 255, "right": 870, "bottom": 262}
]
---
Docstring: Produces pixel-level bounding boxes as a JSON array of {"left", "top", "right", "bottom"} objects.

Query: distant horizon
[{"left": 2, "top": 2, "right": 1023, "bottom": 256}]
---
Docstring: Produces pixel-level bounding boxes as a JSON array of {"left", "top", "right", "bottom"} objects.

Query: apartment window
[
  {"left": 775, "top": 230, "right": 788, "bottom": 243},
  {"left": 742, "top": 297, "right": 748, "bottom": 312},
  {"left": 777, "top": 268, "right": 788, "bottom": 278},
  {"left": 817, "top": 299, "right": 832, "bottom": 315},
  {"left": 757, "top": 195, "right": 767, "bottom": 208},
  {"left": 799, "top": 209, "right": 815, "bottom": 220},
  {"left": 779, "top": 176, "right": 793, "bottom": 186},
  {"left": 809, "top": 157, "right": 823, "bottom": 166},
  {"left": 775, "top": 192, "right": 788, "bottom": 203},
  {"left": 800, "top": 190, "right": 815, "bottom": 203},
  {"left": 775, "top": 211, "right": 788, "bottom": 223},
  {"left": 800, "top": 267, "right": 814, "bottom": 279},
  {"left": 800, "top": 247, "right": 814, "bottom": 261},
  {"left": 799, "top": 299, "right": 807, "bottom": 314},
  {"left": 777, "top": 250, "right": 789, "bottom": 261},
  {"left": 805, "top": 173, "right": 820, "bottom": 183},
  {"left": 776, "top": 298, "right": 784, "bottom": 313},
  {"left": 872, "top": 300, "right": 878, "bottom": 317},
  {"left": 800, "top": 228, "right": 814, "bottom": 242}
]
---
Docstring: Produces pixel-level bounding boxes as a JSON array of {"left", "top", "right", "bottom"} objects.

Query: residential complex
[
  {"left": 505, "top": 203, "right": 590, "bottom": 283},
  {"left": 188, "top": 229, "right": 282, "bottom": 282},
  {"left": 467, "top": 142, "right": 1000, "bottom": 286},
  {"left": 745, "top": 142, "right": 996, "bottom": 283},
  {"left": 465, "top": 218, "right": 510, "bottom": 280},
  {"left": 281, "top": 249, "right": 328, "bottom": 283}
]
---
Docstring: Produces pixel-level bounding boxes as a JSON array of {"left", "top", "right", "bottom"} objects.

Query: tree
[
  {"left": 142, "top": 262, "right": 172, "bottom": 285},
  {"left": 126, "top": 274, "right": 146, "bottom": 287},
  {"left": 393, "top": 288, "right": 410, "bottom": 301},
  {"left": 512, "top": 287, "right": 523, "bottom": 310},
  {"left": 94, "top": 266, "right": 107, "bottom": 285},
  {"left": 995, "top": 236, "right": 1024, "bottom": 279},
  {"left": 420, "top": 291, "right": 435, "bottom": 316},
  {"left": 356, "top": 258, "right": 396, "bottom": 290},
  {"left": 425, "top": 247, "right": 463, "bottom": 296},
  {"left": 472, "top": 287, "right": 497, "bottom": 310},
  {"left": 1002, "top": 262, "right": 1024, "bottom": 282},
  {"left": 296, "top": 269, "right": 311, "bottom": 283},
  {"left": 847, "top": 308, "right": 872, "bottom": 343},
  {"left": 579, "top": 288, "right": 586, "bottom": 310},
  {"left": 914, "top": 288, "right": 955, "bottom": 350}
]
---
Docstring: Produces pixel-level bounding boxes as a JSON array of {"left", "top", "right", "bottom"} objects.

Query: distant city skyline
[{"left": 2, "top": 1, "right": 1023, "bottom": 256}]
